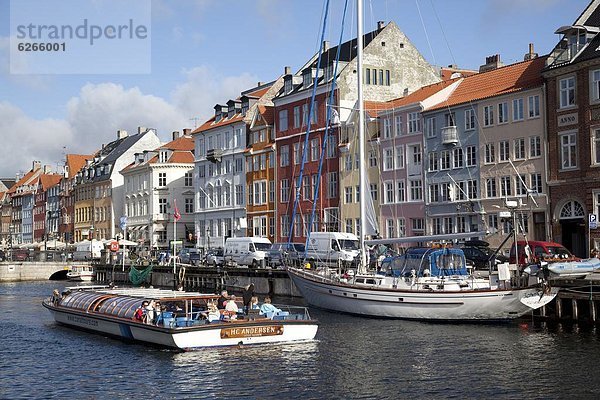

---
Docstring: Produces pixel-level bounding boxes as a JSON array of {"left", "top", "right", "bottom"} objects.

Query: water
[{"left": 1, "top": 281, "right": 600, "bottom": 399}]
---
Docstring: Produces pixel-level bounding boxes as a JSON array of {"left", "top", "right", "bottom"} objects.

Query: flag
[{"left": 173, "top": 200, "right": 181, "bottom": 222}]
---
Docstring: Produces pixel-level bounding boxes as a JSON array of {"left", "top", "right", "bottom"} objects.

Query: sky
[{"left": 0, "top": 0, "right": 592, "bottom": 178}]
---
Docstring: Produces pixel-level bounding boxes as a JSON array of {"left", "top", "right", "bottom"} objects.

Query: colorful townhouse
[
  {"left": 59, "top": 154, "right": 91, "bottom": 244},
  {"left": 193, "top": 82, "right": 281, "bottom": 250},
  {"left": 273, "top": 21, "right": 440, "bottom": 243},
  {"left": 543, "top": 0, "right": 600, "bottom": 256},
  {"left": 121, "top": 130, "right": 195, "bottom": 253},
  {"left": 8, "top": 162, "right": 44, "bottom": 244},
  {"left": 0, "top": 178, "right": 16, "bottom": 250},
  {"left": 33, "top": 173, "right": 61, "bottom": 244},
  {"left": 74, "top": 128, "right": 161, "bottom": 242},
  {"left": 423, "top": 55, "right": 549, "bottom": 254},
  {"left": 371, "top": 79, "right": 461, "bottom": 240}
]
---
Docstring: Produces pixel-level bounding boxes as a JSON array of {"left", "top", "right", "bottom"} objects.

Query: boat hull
[
  {"left": 43, "top": 302, "right": 317, "bottom": 350},
  {"left": 288, "top": 268, "right": 557, "bottom": 321}
]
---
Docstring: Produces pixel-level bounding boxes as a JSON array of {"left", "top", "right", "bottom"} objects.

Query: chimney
[
  {"left": 172, "top": 131, "right": 181, "bottom": 141},
  {"left": 377, "top": 21, "right": 385, "bottom": 31},
  {"left": 257, "top": 81, "right": 264, "bottom": 87},
  {"left": 32, "top": 160, "right": 41, "bottom": 171},
  {"left": 117, "top": 129, "right": 128, "bottom": 139},
  {"left": 15, "top": 172, "right": 21, "bottom": 181},
  {"left": 479, "top": 54, "right": 504, "bottom": 73},
  {"left": 284, "top": 66, "right": 291, "bottom": 75},
  {"left": 524, "top": 43, "right": 538, "bottom": 61},
  {"left": 403, "top": 88, "right": 409, "bottom": 97},
  {"left": 137, "top": 126, "right": 147, "bottom": 134},
  {"left": 322, "top": 41, "right": 330, "bottom": 51},
  {"left": 183, "top": 128, "right": 192, "bottom": 136},
  {"left": 43, "top": 165, "right": 52, "bottom": 174}
]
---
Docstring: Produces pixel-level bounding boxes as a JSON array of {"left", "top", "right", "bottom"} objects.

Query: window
[
  {"left": 384, "top": 148, "right": 394, "bottom": 171},
  {"left": 466, "top": 146, "right": 476, "bottom": 167},
  {"left": 408, "top": 112, "right": 421, "bottom": 133},
  {"left": 428, "top": 152, "right": 438, "bottom": 171},
  {"left": 455, "top": 181, "right": 467, "bottom": 201},
  {"left": 345, "top": 155, "right": 353, "bottom": 171},
  {"left": 440, "top": 151, "right": 451, "bottom": 170},
  {"left": 365, "top": 68, "right": 371, "bottom": 85},
  {"left": 426, "top": 117, "right": 436, "bottom": 138},
  {"left": 278, "top": 110, "right": 288, "bottom": 132},
  {"left": 355, "top": 185, "right": 360, "bottom": 203},
  {"left": 530, "top": 136, "right": 541, "bottom": 158},
  {"left": 500, "top": 176, "right": 511, "bottom": 196},
  {"left": 280, "top": 179, "right": 290, "bottom": 203},
  {"left": 235, "top": 184, "right": 244, "bottom": 206},
  {"left": 184, "top": 172, "right": 192, "bottom": 187},
  {"left": 385, "top": 181, "right": 394, "bottom": 204},
  {"left": 513, "top": 98, "right": 524, "bottom": 121},
  {"left": 369, "top": 150, "right": 378, "bottom": 167},
  {"left": 486, "top": 178, "right": 497, "bottom": 198},
  {"left": 394, "top": 115, "right": 403, "bottom": 136},
  {"left": 485, "top": 143, "right": 495, "bottom": 164},
  {"left": 467, "top": 180, "right": 477, "bottom": 199},
  {"left": 560, "top": 132, "right": 577, "bottom": 169},
  {"left": 327, "top": 172, "right": 338, "bottom": 199},
  {"left": 370, "top": 183, "right": 378, "bottom": 201},
  {"left": 592, "top": 70, "right": 600, "bottom": 102},
  {"left": 514, "top": 138, "right": 526, "bottom": 160},
  {"left": 159, "top": 198, "right": 167, "bottom": 214},
  {"left": 310, "top": 138, "right": 319, "bottom": 161},
  {"left": 453, "top": 148, "right": 463, "bottom": 169},
  {"left": 234, "top": 128, "right": 243, "bottom": 148},
  {"left": 302, "top": 104, "right": 309, "bottom": 127},
  {"left": 326, "top": 135, "right": 336, "bottom": 158},
  {"left": 385, "top": 70, "right": 391, "bottom": 86},
  {"left": 498, "top": 102, "right": 508, "bottom": 124},
  {"left": 395, "top": 146, "right": 405, "bottom": 169},
  {"left": 383, "top": 118, "right": 392, "bottom": 138},
  {"left": 302, "top": 176, "right": 311, "bottom": 200},
  {"left": 444, "top": 112, "right": 456, "bottom": 127},
  {"left": 483, "top": 105, "right": 494, "bottom": 126},
  {"left": 185, "top": 198, "right": 194, "bottom": 213},
  {"left": 311, "top": 101, "right": 318, "bottom": 124},
  {"left": 159, "top": 150, "right": 168, "bottom": 163},
  {"left": 396, "top": 180, "right": 405, "bottom": 203},
  {"left": 528, "top": 95, "right": 540, "bottom": 118},
  {"left": 429, "top": 184, "right": 440, "bottom": 203},
  {"left": 594, "top": 129, "right": 600, "bottom": 165},
  {"left": 345, "top": 218, "right": 353, "bottom": 234},
  {"left": 444, "top": 217, "right": 454, "bottom": 234},
  {"left": 559, "top": 76, "right": 576, "bottom": 108},
  {"left": 409, "top": 179, "right": 423, "bottom": 201},
  {"left": 516, "top": 175, "right": 527, "bottom": 196},
  {"left": 432, "top": 217, "right": 442, "bottom": 235},
  {"left": 411, "top": 218, "right": 424, "bottom": 234},
  {"left": 397, "top": 218, "right": 406, "bottom": 237},
  {"left": 344, "top": 186, "right": 353, "bottom": 204},
  {"left": 158, "top": 173, "right": 166, "bottom": 187},
  {"left": 410, "top": 144, "right": 422, "bottom": 166},
  {"left": 386, "top": 219, "right": 395, "bottom": 238},
  {"left": 293, "top": 106, "right": 301, "bottom": 128},
  {"left": 530, "top": 173, "right": 543, "bottom": 194},
  {"left": 293, "top": 142, "right": 303, "bottom": 165},
  {"left": 499, "top": 141, "right": 509, "bottom": 161},
  {"left": 465, "top": 109, "right": 475, "bottom": 130}
]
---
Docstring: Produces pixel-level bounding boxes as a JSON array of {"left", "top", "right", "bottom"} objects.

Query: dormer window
[
  {"left": 284, "top": 77, "right": 292, "bottom": 94},
  {"left": 303, "top": 70, "right": 313, "bottom": 87},
  {"left": 241, "top": 102, "right": 249, "bottom": 115},
  {"left": 159, "top": 150, "right": 169, "bottom": 163},
  {"left": 324, "top": 63, "right": 335, "bottom": 82}
]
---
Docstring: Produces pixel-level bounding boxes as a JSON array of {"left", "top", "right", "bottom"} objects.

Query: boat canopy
[
  {"left": 58, "top": 288, "right": 218, "bottom": 320},
  {"left": 380, "top": 247, "right": 468, "bottom": 277}
]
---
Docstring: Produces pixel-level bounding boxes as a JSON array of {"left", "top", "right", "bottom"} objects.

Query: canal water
[{"left": 1, "top": 281, "right": 599, "bottom": 399}]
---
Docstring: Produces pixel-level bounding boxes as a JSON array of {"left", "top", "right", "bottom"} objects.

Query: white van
[
  {"left": 72, "top": 240, "right": 104, "bottom": 261},
  {"left": 224, "top": 237, "right": 272, "bottom": 267},
  {"left": 305, "top": 232, "right": 360, "bottom": 267}
]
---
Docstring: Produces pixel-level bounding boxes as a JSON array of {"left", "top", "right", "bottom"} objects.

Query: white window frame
[
  {"left": 498, "top": 102, "right": 508, "bottom": 124},
  {"left": 559, "top": 76, "right": 576, "bottom": 109},
  {"left": 464, "top": 109, "right": 475, "bottom": 130},
  {"left": 512, "top": 98, "right": 524, "bottom": 121},
  {"left": 560, "top": 131, "right": 578, "bottom": 170}
]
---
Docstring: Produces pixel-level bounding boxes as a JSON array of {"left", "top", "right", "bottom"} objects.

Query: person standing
[{"left": 242, "top": 283, "right": 255, "bottom": 315}]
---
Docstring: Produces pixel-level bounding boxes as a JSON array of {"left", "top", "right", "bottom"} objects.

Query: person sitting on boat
[
  {"left": 250, "top": 296, "right": 259, "bottom": 310},
  {"left": 217, "top": 290, "right": 229, "bottom": 309},
  {"left": 134, "top": 301, "right": 147, "bottom": 322},
  {"left": 144, "top": 300, "right": 156, "bottom": 324},
  {"left": 259, "top": 297, "right": 281, "bottom": 316},
  {"left": 51, "top": 289, "right": 61, "bottom": 306},
  {"left": 206, "top": 302, "right": 220, "bottom": 323},
  {"left": 225, "top": 295, "right": 239, "bottom": 320}
]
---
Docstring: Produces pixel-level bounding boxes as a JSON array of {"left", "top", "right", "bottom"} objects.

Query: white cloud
[
  {"left": 0, "top": 102, "right": 72, "bottom": 177},
  {"left": 171, "top": 66, "right": 258, "bottom": 124}
]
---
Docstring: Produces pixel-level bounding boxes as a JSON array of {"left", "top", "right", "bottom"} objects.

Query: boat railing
[{"left": 271, "top": 305, "right": 312, "bottom": 321}]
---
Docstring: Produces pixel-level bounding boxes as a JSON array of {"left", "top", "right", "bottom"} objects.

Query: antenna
[{"left": 189, "top": 117, "right": 200, "bottom": 128}]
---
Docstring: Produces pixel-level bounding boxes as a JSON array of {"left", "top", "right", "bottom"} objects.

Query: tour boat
[
  {"left": 66, "top": 265, "right": 95, "bottom": 282},
  {"left": 42, "top": 286, "right": 318, "bottom": 350}
]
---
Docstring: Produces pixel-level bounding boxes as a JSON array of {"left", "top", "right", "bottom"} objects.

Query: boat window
[{"left": 433, "top": 252, "right": 465, "bottom": 274}]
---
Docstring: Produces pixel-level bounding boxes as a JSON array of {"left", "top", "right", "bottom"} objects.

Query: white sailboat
[{"left": 286, "top": 0, "right": 558, "bottom": 321}]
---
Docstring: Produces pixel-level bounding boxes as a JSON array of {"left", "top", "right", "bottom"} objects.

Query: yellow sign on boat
[{"left": 220, "top": 325, "right": 284, "bottom": 339}]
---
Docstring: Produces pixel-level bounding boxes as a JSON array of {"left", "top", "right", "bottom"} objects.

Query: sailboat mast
[{"left": 356, "top": 0, "right": 367, "bottom": 271}]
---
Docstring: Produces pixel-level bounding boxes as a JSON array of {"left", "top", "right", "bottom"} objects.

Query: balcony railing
[
  {"left": 441, "top": 126, "right": 458, "bottom": 145},
  {"left": 206, "top": 148, "right": 223, "bottom": 163}
]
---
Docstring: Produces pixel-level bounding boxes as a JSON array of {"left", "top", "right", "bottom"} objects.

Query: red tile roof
[
  {"left": 168, "top": 152, "right": 195, "bottom": 163},
  {"left": 7, "top": 169, "right": 39, "bottom": 194},
  {"left": 66, "top": 154, "right": 93, "bottom": 179},
  {"left": 256, "top": 105, "right": 274, "bottom": 125},
  {"left": 40, "top": 174, "right": 61, "bottom": 190},
  {"left": 428, "top": 56, "right": 547, "bottom": 112},
  {"left": 246, "top": 86, "right": 271, "bottom": 98},
  {"left": 161, "top": 136, "right": 194, "bottom": 151},
  {"left": 192, "top": 113, "right": 244, "bottom": 134}
]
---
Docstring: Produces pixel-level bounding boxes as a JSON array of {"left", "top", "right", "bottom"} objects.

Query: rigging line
[
  {"left": 305, "top": 0, "right": 350, "bottom": 255},
  {"left": 415, "top": 0, "right": 436, "bottom": 66},
  {"left": 287, "top": 0, "right": 331, "bottom": 246}
]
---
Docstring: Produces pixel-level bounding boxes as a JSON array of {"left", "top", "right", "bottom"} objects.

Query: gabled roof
[
  {"left": 256, "top": 105, "right": 274, "bottom": 126},
  {"left": 161, "top": 135, "right": 194, "bottom": 151},
  {"left": 246, "top": 86, "right": 270, "bottom": 98},
  {"left": 7, "top": 168, "right": 41, "bottom": 195},
  {"left": 427, "top": 56, "right": 546, "bottom": 112},
  {"left": 40, "top": 174, "right": 61, "bottom": 191},
  {"left": 65, "top": 154, "right": 92, "bottom": 179},
  {"left": 193, "top": 112, "right": 244, "bottom": 134}
]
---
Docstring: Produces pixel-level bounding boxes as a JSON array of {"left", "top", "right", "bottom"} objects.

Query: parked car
[
  {"left": 509, "top": 240, "right": 578, "bottom": 265},
  {"left": 178, "top": 247, "right": 202, "bottom": 266},
  {"left": 266, "top": 242, "right": 306, "bottom": 268},
  {"left": 11, "top": 248, "right": 30, "bottom": 261},
  {"left": 461, "top": 240, "right": 508, "bottom": 271},
  {"left": 206, "top": 248, "right": 225, "bottom": 267}
]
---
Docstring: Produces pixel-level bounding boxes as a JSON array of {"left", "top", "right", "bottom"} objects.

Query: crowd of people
[{"left": 132, "top": 283, "right": 283, "bottom": 325}]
